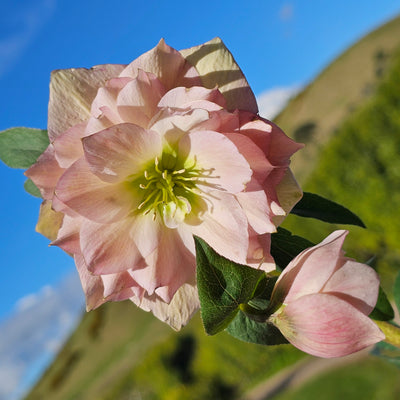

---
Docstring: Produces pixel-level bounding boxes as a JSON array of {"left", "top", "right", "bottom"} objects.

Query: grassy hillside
[
  {"left": 26, "top": 303, "right": 303, "bottom": 400},
  {"left": 26, "top": 14, "right": 400, "bottom": 400},
  {"left": 282, "top": 26, "right": 400, "bottom": 291},
  {"left": 275, "top": 14, "right": 400, "bottom": 183}
]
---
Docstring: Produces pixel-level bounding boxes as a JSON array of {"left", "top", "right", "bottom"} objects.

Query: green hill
[
  {"left": 275, "top": 14, "right": 400, "bottom": 183},
  {"left": 26, "top": 14, "right": 400, "bottom": 400}
]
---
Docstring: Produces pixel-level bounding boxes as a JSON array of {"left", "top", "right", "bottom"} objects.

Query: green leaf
[
  {"left": 0, "top": 127, "right": 49, "bottom": 168},
  {"left": 194, "top": 236, "right": 264, "bottom": 335},
  {"left": 270, "top": 228, "right": 314, "bottom": 270},
  {"left": 393, "top": 272, "right": 400, "bottom": 314},
  {"left": 24, "top": 178, "right": 42, "bottom": 198},
  {"left": 370, "top": 286, "right": 395, "bottom": 321},
  {"left": 226, "top": 310, "right": 288, "bottom": 345},
  {"left": 291, "top": 192, "right": 366, "bottom": 228}
]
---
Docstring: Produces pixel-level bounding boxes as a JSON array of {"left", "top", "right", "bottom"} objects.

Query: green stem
[
  {"left": 239, "top": 303, "right": 270, "bottom": 322},
  {"left": 375, "top": 320, "right": 400, "bottom": 348}
]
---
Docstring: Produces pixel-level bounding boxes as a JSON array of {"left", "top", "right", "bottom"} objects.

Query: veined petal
[
  {"left": 101, "top": 271, "right": 140, "bottom": 301},
  {"left": 130, "top": 214, "right": 161, "bottom": 258},
  {"left": 236, "top": 179, "right": 276, "bottom": 234},
  {"left": 82, "top": 123, "right": 162, "bottom": 183},
  {"left": 149, "top": 108, "right": 210, "bottom": 143},
  {"left": 323, "top": 260, "right": 380, "bottom": 315},
  {"left": 158, "top": 86, "right": 226, "bottom": 110},
  {"left": 90, "top": 76, "right": 132, "bottom": 118},
  {"left": 190, "top": 191, "right": 249, "bottom": 264},
  {"left": 247, "top": 228, "right": 275, "bottom": 272},
  {"left": 131, "top": 227, "right": 196, "bottom": 302},
  {"left": 130, "top": 283, "right": 200, "bottom": 331},
  {"left": 180, "top": 37, "right": 258, "bottom": 113},
  {"left": 80, "top": 218, "right": 145, "bottom": 275},
  {"left": 117, "top": 70, "right": 166, "bottom": 128},
  {"left": 53, "top": 122, "right": 87, "bottom": 168},
  {"left": 25, "top": 144, "right": 65, "bottom": 200},
  {"left": 194, "top": 109, "right": 239, "bottom": 133},
  {"left": 120, "top": 39, "right": 201, "bottom": 90},
  {"left": 55, "top": 157, "right": 137, "bottom": 223},
  {"left": 224, "top": 132, "right": 273, "bottom": 183},
  {"left": 86, "top": 104, "right": 125, "bottom": 137},
  {"left": 274, "top": 293, "right": 385, "bottom": 358},
  {"left": 48, "top": 64, "right": 125, "bottom": 141},
  {"left": 239, "top": 115, "right": 303, "bottom": 166},
  {"left": 272, "top": 230, "right": 348, "bottom": 304},
  {"left": 74, "top": 254, "right": 106, "bottom": 311},
  {"left": 51, "top": 214, "right": 82, "bottom": 254},
  {"left": 267, "top": 119, "right": 305, "bottom": 165},
  {"left": 179, "top": 130, "right": 252, "bottom": 194},
  {"left": 272, "top": 168, "right": 303, "bottom": 226}
]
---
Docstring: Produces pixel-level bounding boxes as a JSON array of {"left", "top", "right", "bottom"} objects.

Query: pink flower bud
[{"left": 269, "top": 230, "right": 385, "bottom": 357}]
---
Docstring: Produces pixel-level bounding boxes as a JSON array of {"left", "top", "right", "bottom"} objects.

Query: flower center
[{"left": 135, "top": 154, "right": 207, "bottom": 226}]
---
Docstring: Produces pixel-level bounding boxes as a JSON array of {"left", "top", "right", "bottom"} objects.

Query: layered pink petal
[
  {"left": 323, "top": 260, "right": 380, "bottom": 315},
  {"left": 273, "top": 230, "right": 348, "bottom": 303},
  {"left": 179, "top": 130, "right": 252, "bottom": 194},
  {"left": 190, "top": 192, "right": 249, "bottom": 264},
  {"left": 90, "top": 77, "right": 132, "bottom": 118},
  {"left": 149, "top": 108, "right": 210, "bottom": 142},
  {"left": 117, "top": 70, "right": 166, "bottom": 128},
  {"left": 224, "top": 132, "right": 273, "bottom": 183},
  {"left": 275, "top": 293, "right": 385, "bottom": 358},
  {"left": 247, "top": 228, "right": 275, "bottom": 272},
  {"left": 52, "top": 122, "right": 87, "bottom": 168},
  {"left": 272, "top": 169, "right": 303, "bottom": 225},
  {"left": 236, "top": 180, "right": 276, "bottom": 234},
  {"left": 120, "top": 39, "right": 201, "bottom": 90},
  {"left": 130, "top": 283, "right": 199, "bottom": 331},
  {"left": 74, "top": 254, "right": 106, "bottom": 311},
  {"left": 158, "top": 86, "right": 226, "bottom": 110},
  {"left": 82, "top": 123, "right": 162, "bottom": 182},
  {"left": 25, "top": 144, "right": 65, "bottom": 200},
  {"left": 55, "top": 157, "right": 138, "bottom": 223},
  {"left": 132, "top": 227, "right": 195, "bottom": 302},
  {"left": 101, "top": 271, "right": 141, "bottom": 301},
  {"left": 179, "top": 37, "right": 258, "bottom": 113},
  {"left": 130, "top": 214, "right": 162, "bottom": 258},
  {"left": 48, "top": 64, "right": 125, "bottom": 141},
  {"left": 51, "top": 214, "right": 82, "bottom": 254},
  {"left": 80, "top": 218, "right": 145, "bottom": 275},
  {"left": 194, "top": 109, "right": 239, "bottom": 132},
  {"left": 239, "top": 114, "right": 303, "bottom": 166}
]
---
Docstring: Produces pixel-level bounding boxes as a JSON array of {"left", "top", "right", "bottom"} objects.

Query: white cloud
[
  {"left": 15, "top": 285, "right": 54, "bottom": 312},
  {"left": 256, "top": 85, "right": 301, "bottom": 119},
  {"left": 0, "top": 272, "right": 84, "bottom": 400},
  {"left": 0, "top": 0, "right": 56, "bottom": 78}
]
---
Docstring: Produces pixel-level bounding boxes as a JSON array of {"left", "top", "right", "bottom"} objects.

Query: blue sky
[{"left": 1, "top": 1, "right": 400, "bottom": 397}]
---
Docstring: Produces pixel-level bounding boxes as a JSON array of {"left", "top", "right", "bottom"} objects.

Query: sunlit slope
[
  {"left": 282, "top": 26, "right": 400, "bottom": 290},
  {"left": 275, "top": 14, "right": 400, "bottom": 183},
  {"left": 24, "top": 301, "right": 172, "bottom": 400},
  {"left": 25, "top": 303, "right": 303, "bottom": 400}
]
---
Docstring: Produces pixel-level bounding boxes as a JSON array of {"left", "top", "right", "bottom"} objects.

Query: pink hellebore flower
[
  {"left": 269, "top": 230, "right": 385, "bottom": 358},
  {"left": 26, "top": 38, "right": 302, "bottom": 329}
]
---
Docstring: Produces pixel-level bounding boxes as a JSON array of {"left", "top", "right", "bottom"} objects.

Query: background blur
[{"left": 1, "top": 1, "right": 400, "bottom": 399}]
